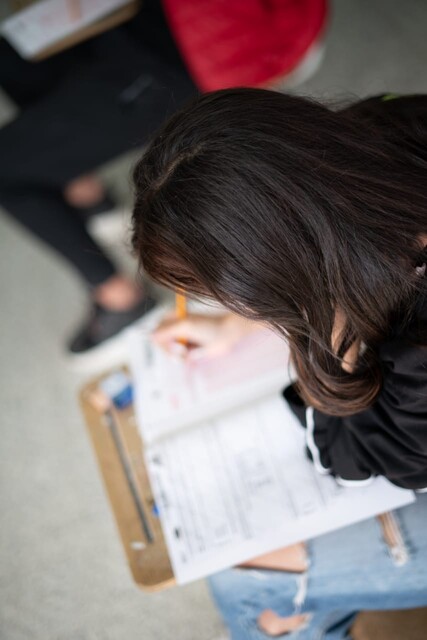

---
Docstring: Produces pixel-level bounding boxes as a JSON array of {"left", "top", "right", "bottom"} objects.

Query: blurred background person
[{"left": 0, "top": 0, "right": 196, "bottom": 365}]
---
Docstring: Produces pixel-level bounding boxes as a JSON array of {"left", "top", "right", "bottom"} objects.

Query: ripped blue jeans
[{"left": 208, "top": 494, "right": 427, "bottom": 640}]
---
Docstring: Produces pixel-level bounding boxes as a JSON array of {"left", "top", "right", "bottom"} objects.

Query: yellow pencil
[
  {"left": 175, "top": 293, "right": 187, "bottom": 346},
  {"left": 175, "top": 292, "right": 187, "bottom": 320}
]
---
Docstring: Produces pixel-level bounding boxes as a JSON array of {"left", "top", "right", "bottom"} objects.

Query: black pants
[{"left": 0, "top": 2, "right": 197, "bottom": 287}]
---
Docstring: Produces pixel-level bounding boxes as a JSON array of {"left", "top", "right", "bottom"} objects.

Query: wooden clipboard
[{"left": 79, "top": 370, "right": 175, "bottom": 592}]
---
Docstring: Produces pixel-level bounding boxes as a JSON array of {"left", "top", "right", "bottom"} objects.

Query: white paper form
[
  {"left": 145, "top": 395, "right": 415, "bottom": 584},
  {"left": 128, "top": 327, "right": 292, "bottom": 442},
  {"left": 1, "top": 0, "right": 132, "bottom": 59}
]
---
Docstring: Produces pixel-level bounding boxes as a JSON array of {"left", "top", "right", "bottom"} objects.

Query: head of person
[{"left": 132, "top": 88, "right": 427, "bottom": 416}]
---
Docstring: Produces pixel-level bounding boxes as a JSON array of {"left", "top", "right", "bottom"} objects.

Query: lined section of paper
[{"left": 145, "top": 395, "right": 414, "bottom": 584}]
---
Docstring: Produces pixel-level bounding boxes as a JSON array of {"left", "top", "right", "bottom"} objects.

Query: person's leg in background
[
  {"left": 0, "top": 38, "right": 127, "bottom": 214},
  {"left": 208, "top": 494, "right": 427, "bottom": 640},
  {"left": 0, "top": 0, "right": 197, "bottom": 361}
]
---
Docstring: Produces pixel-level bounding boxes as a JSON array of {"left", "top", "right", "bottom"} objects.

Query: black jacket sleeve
[{"left": 283, "top": 338, "right": 427, "bottom": 491}]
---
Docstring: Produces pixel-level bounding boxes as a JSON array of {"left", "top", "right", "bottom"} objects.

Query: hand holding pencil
[{"left": 151, "top": 305, "right": 262, "bottom": 361}]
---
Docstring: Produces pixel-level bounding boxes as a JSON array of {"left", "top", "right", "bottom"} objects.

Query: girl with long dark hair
[{"left": 132, "top": 89, "right": 427, "bottom": 639}]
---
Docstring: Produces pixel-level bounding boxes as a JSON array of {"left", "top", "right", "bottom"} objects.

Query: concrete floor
[{"left": 1, "top": 1, "right": 427, "bottom": 639}]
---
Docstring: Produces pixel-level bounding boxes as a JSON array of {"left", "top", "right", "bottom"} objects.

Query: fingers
[
  {"left": 151, "top": 315, "right": 217, "bottom": 360},
  {"left": 152, "top": 320, "right": 195, "bottom": 360},
  {"left": 150, "top": 312, "right": 238, "bottom": 361},
  {"left": 152, "top": 319, "right": 192, "bottom": 347}
]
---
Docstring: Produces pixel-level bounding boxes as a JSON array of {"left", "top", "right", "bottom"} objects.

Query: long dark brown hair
[{"left": 132, "top": 88, "right": 427, "bottom": 416}]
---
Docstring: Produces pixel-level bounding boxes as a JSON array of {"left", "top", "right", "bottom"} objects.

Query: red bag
[{"left": 163, "top": 0, "right": 328, "bottom": 91}]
